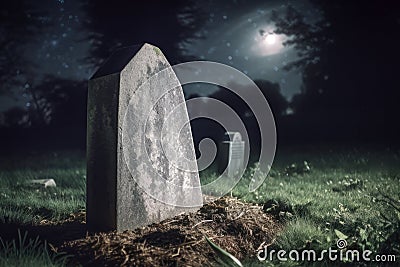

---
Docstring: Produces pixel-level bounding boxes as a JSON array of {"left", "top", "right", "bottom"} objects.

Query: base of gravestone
[{"left": 60, "top": 196, "right": 280, "bottom": 266}]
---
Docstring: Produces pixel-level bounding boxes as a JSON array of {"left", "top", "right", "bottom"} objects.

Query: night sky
[
  {"left": 0, "top": 0, "right": 318, "bottom": 111},
  {"left": 180, "top": 0, "right": 319, "bottom": 97},
  {"left": 1, "top": 0, "right": 399, "bottom": 147},
  {"left": 1, "top": 0, "right": 91, "bottom": 111},
  {"left": 25, "top": 1, "right": 92, "bottom": 81}
]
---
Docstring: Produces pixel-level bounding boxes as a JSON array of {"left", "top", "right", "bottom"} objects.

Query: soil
[{"left": 2, "top": 197, "right": 282, "bottom": 266}]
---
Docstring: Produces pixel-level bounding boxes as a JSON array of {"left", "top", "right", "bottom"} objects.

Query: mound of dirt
[{"left": 58, "top": 197, "right": 281, "bottom": 266}]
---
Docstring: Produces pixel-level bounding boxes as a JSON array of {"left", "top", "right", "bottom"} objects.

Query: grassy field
[
  {"left": 233, "top": 147, "right": 400, "bottom": 266},
  {"left": 0, "top": 147, "right": 399, "bottom": 266},
  {"left": 0, "top": 151, "right": 86, "bottom": 266},
  {"left": 0, "top": 151, "right": 86, "bottom": 225}
]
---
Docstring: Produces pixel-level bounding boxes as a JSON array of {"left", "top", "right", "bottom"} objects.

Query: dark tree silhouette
[
  {"left": 272, "top": 0, "right": 400, "bottom": 142},
  {"left": 26, "top": 76, "right": 86, "bottom": 127},
  {"left": 210, "top": 80, "right": 288, "bottom": 119},
  {"left": 0, "top": 76, "right": 87, "bottom": 150},
  {"left": 0, "top": 1, "right": 46, "bottom": 92},
  {"left": 2, "top": 76, "right": 87, "bottom": 128},
  {"left": 2, "top": 107, "right": 29, "bottom": 127},
  {"left": 206, "top": 80, "right": 287, "bottom": 158},
  {"left": 82, "top": 0, "right": 207, "bottom": 67}
]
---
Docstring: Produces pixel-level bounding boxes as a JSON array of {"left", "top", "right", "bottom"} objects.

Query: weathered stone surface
[{"left": 87, "top": 43, "right": 202, "bottom": 232}]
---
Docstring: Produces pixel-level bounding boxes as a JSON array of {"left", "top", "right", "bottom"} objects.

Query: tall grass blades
[{"left": 0, "top": 230, "right": 68, "bottom": 267}]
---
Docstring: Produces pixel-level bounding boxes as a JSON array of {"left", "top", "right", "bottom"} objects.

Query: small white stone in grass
[
  {"left": 30, "top": 179, "right": 57, "bottom": 188},
  {"left": 44, "top": 179, "right": 56, "bottom": 188}
]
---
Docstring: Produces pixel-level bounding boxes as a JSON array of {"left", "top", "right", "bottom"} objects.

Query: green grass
[
  {"left": 0, "top": 151, "right": 85, "bottom": 224},
  {"left": 0, "top": 231, "right": 68, "bottom": 267},
  {"left": 222, "top": 147, "right": 400, "bottom": 265},
  {"left": 0, "top": 147, "right": 399, "bottom": 266}
]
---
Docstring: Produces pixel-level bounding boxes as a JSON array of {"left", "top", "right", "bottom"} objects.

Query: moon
[
  {"left": 265, "top": 34, "right": 276, "bottom": 45},
  {"left": 251, "top": 29, "right": 286, "bottom": 56}
]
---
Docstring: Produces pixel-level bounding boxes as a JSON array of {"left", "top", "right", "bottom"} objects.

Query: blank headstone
[
  {"left": 87, "top": 43, "right": 202, "bottom": 232},
  {"left": 218, "top": 132, "right": 245, "bottom": 177}
]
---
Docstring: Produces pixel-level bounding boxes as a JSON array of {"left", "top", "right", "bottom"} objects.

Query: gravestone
[
  {"left": 218, "top": 132, "right": 245, "bottom": 177},
  {"left": 87, "top": 43, "right": 202, "bottom": 232}
]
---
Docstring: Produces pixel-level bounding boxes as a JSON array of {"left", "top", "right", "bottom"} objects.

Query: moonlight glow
[
  {"left": 265, "top": 34, "right": 276, "bottom": 45},
  {"left": 179, "top": 4, "right": 302, "bottom": 98},
  {"left": 251, "top": 29, "right": 285, "bottom": 57}
]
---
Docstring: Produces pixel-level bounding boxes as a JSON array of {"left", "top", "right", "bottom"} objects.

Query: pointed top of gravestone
[{"left": 91, "top": 43, "right": 163, "bottom": 79}]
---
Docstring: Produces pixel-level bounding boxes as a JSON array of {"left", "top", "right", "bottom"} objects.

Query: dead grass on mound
[{"left": 57, "top": 197, "right": 281, "bottom": 266}]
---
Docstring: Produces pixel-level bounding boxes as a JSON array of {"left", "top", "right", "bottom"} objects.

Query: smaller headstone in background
[{"left": 218, "top": 132, "right": 245, "bottom": 177}]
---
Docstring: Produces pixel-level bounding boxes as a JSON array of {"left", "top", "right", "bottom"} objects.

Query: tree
[
  {"left": 3, "top": 76, "right": 86, "bottom": 128},
  {"left": 207, "top": 80, "right": 287, "bottom": 158},
  {"left": 209, "top": 80, "right": 288, "bottom": 118},
  {"left": 2, "top": 107, "right": 29, "bottom": 127},
  {"left": 272, "top": 0, "right": 400, "bottom": 141},
  {"left": 0, "top": 1, "right": 46, "bottom": 92},
  {"left": 25, "top": 76, "right": 86, "bottom": 127},
  {"left": 82, "top": 0, "right": 208, "bottom": 67}
]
